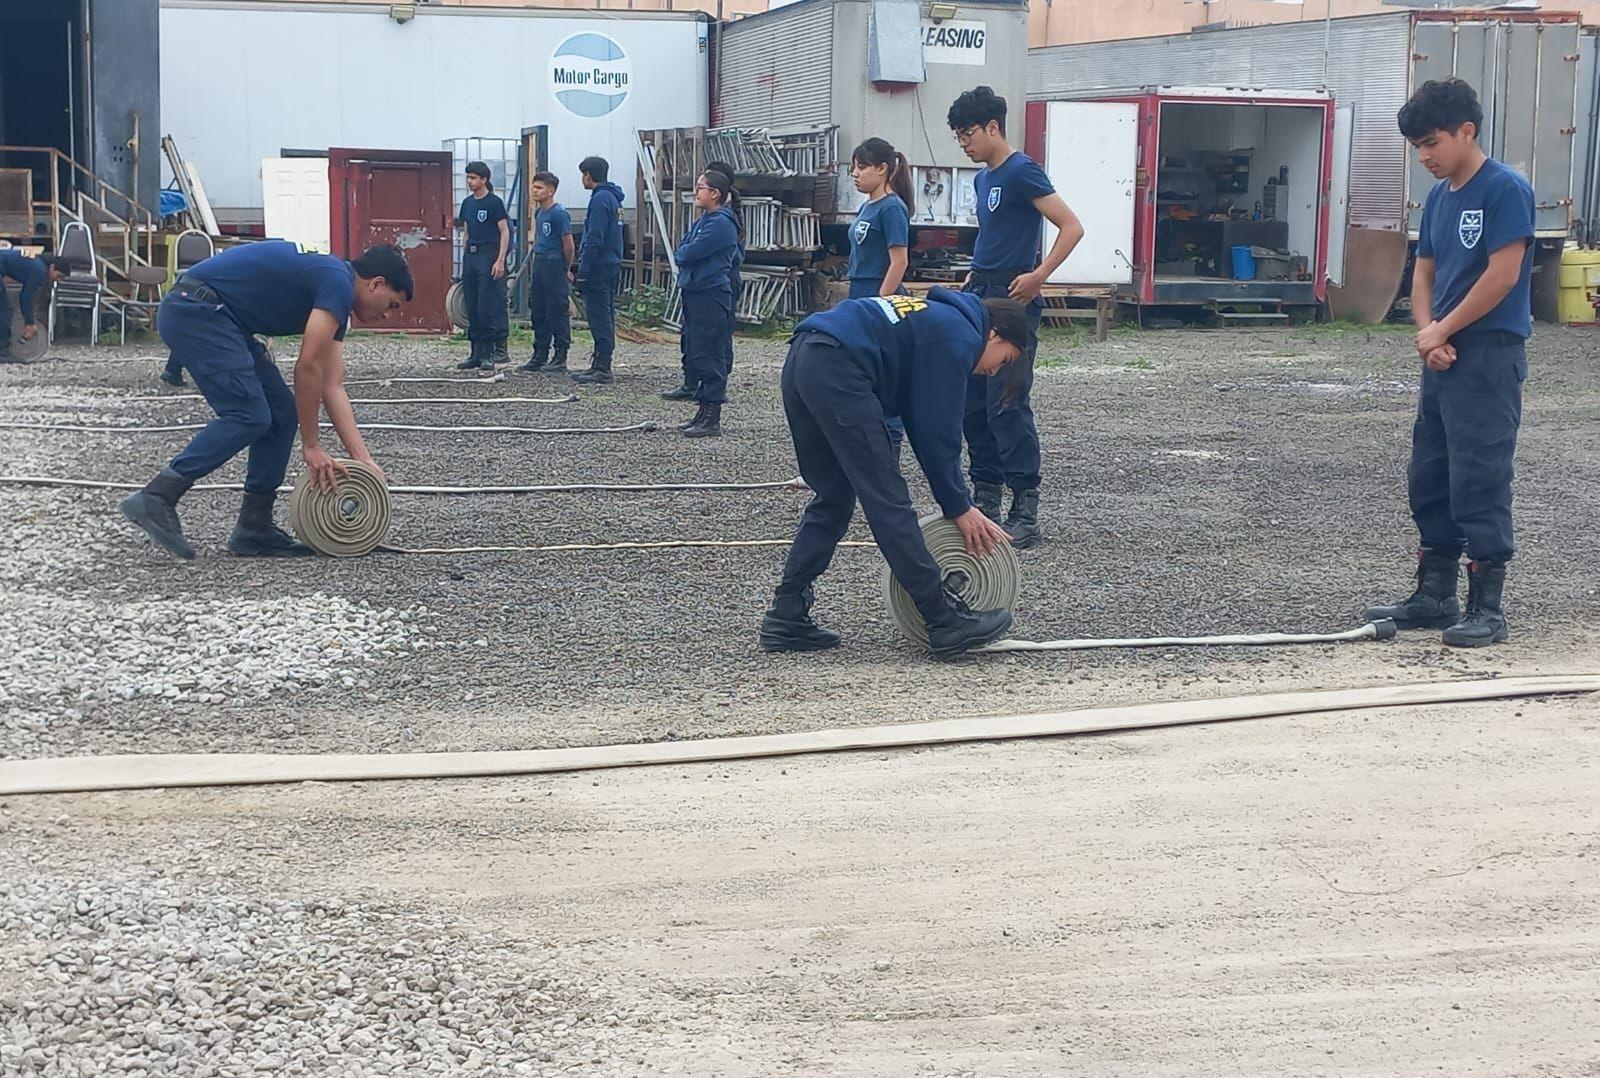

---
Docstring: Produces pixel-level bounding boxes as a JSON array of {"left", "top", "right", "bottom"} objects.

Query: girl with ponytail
[
  {"left": 669, "top": 168, "right": 741, "bottom": 438},
  {"left": 847, "top": 138, "right": 914, "bottom": 300}
]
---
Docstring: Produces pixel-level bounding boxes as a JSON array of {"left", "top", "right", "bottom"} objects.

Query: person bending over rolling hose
[
  {"left": 760, "top": 289, "right": 1031, "bottom": 660},
  {"left": 120, "top": 241, "right": 414, "bottom": 560},
  {"left": 672, "top": 170, "right": 741, "bottom": 438},
  {"left": 0, "top": 250, "right": 70, "bottom": 363}
]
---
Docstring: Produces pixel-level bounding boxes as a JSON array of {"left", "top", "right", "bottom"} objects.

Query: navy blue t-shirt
[
  {"left": 186, "top": 240, "right": 356, "bottom": 340},
  {"left": 533, "top": 203, "right": 572, "bottom": 259},
  {"left": 1417, "top": 158, "right": 1535, "bottom": 339},
  {"left": 972, "top": 152, "right": 1055, "bottom": 272},
  {"left": 456, "top": 193, "right": 508, "bottom": 248},
  {"left": 849, "top": 194, "right": 911, "bottom": 283}
]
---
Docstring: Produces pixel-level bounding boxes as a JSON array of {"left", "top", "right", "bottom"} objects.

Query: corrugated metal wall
[
  {"left": 1029, "top": 14, "right": 1413, "bottom": 231},
  {"left": 715, "top": 1, "right": 835, "bottom": 129}
]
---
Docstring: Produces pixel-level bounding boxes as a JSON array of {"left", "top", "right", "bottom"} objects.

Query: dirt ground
[{"left": 2, "top": 321, "right": 1599, "bottom": 1075}]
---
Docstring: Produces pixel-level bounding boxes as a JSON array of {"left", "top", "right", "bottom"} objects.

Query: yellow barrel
[{"left": 1557, "top": 248, "right": 1600, "bottom": 324}]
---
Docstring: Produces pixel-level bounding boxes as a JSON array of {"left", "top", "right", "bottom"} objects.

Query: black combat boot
[
  {"left": 120, "top": 468, "right": 197, "bottom": 560},
  {"left": 546, "top": 349, "right": 568, "bottom": 374},
  {"left": 1363, "top": 549, "right": 1461, "bottom": 630},
  {"left": 227, "top": 491, "right": 314, "bottom": 557},
  {"left": 488, "top": 339, "right": 508, "bottom": 369},
  {"left": 683, "top": 401, "right": 722, "bottom": 438},
  {"left": 920, "top": 592, "right": 1013, "bottom": 661},
  {"left": 572, "top": 353, "right": 613, "bottom": 384},
  {"left": 0, "top": 344, "right": 17, "bottom": 364},
  {"left": 678, "top": 402, "right": 708, "bottom": 432},
  {"left": 1442, "top": 561, "right": 1509, "bottom": 648},
  {"left": 456, "top": 340, "right": 484, "bottom": 370},
  {"left": 518, "top": 350, "right": 549, "bottom": 373},
  {"left": 158, "top": 367, "right": 185, "bottom": 387},
  {"left": 1004, "top": 488, "right": 1042, "bottom": 549},
  {"left": 661, "top": 381, "right": 695, "bottom": 401},
  {"left": 759, "top": 587, "right": 842, "bottom": 653},
  {"left": 973, "top": 481, "right": 1004, "bottom": 523}
]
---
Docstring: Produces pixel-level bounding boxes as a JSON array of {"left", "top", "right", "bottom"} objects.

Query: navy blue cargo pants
[
  {"left": 530, "top": 257, "right": 572, "bottom": 363},
  {"left": 1408, "top": 330, "right": 1526, "bottom": 564},
  {"left": 461, "top": 243, "right": 508, "bottom": 346},
  {"left": 963, "top": 269, "right": 1042, "bottom": 492}
]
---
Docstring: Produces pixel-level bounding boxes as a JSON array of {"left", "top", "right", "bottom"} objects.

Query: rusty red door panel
[{"left": 329, "top": 148, "right": 453, "bottom": 333}]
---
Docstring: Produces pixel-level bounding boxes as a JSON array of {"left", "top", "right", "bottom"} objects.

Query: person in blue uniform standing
[
  {"left": 573, "top": 156, "right": 625, "bottom": 385},
  {"left": 454, "top": 162, "right": 511, "bottom": 371},
  {"left": 0, "top": 250, "right": 70, "bottom": 363},
  {"left": 665, "top": 160, "right": 745, "bottom": 401},
  {"left": 518, "top": 171, "right": 574, "bottom": 374},
  {"left": 847, "top": 137, "right": 915, "bottom": 454},
  {"left": 120, "top": 241, "right": 414, "bottom": 560},
  {"left": 1364, "top": 79, "right": 1534, "bottom": 648},
  {"left": 759, "top": 289, "right": 1031, "bottom": 660},
  {"left": 672, "top": 170, "right": 740, "bottom": 439},
  {"left": 949, "top": 86, "right": 1084, "bottom": 549}
]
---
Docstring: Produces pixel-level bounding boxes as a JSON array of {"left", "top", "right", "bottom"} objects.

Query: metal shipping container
[
  {"left": 1028, "top": 11, "right": 1583, "bottom": 240},
  {"left": 714, "top": 0, "right": 1029, "bottom": 226},
  {"left": 159, "top": 0, "right": 710, "bottom": 225}
]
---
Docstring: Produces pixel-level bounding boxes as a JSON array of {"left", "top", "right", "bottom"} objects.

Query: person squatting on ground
[
  {"left": 949, "top": 85, "right": 1084, "bottom": 550},
  {"left": 670, "top": 170, "right": 742, "bottom": 439},
  {"left": 572, "top": 156, "right": 626, "bottom": 385},
  {"left": 454, "top": 162, "right": 511, "bottom": 371},
  {"left": 120, "top": 241, "right": 415, "bottom": 560},
  {"left": 760, "top": 289, "right": 1032, "bottom": 661},
  {"left": 517, "top": 171, "right": 575, "bottom": 374},
  {"left": 0, "top": 250, "right": 71, "bottom": 363},
  {"left": 1364, "top": 78, "right": 1534, "bottom": 648},
  {"left": 846, "top": 137, "right": 915, "bottom": 455},
  {"left": 665, "top": 160, "right": 745, "bottom": 403}
]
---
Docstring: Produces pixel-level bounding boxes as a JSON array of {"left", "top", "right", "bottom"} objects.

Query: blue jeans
[
  {"left": 580, "top": 262, "right": 620, "bottom": 367},
  {"left": 1408, "top": 332, "right": 1527, "bottom": 563},
  {"left": 160, "top": 295, "right": 296, "bottom": 494},
  {"left": 963, "top": 271, "right": 1042, "bottom": 491}
]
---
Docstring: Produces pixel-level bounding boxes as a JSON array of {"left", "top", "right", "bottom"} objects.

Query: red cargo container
[{"left": 329, "top": 148, "right": 454, "bottom": 333}]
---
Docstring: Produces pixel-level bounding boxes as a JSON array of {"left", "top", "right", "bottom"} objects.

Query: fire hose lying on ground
[{"left": 274, "top": 465, "right": 1398, "bottom": 652}]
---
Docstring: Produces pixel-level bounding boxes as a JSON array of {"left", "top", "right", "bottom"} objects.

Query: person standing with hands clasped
[
  {"left": 949, "top": 86, "right": 1084, "bottom": 549},
  {"left": 453, "top": 162, "right": 510, "bottom": 371},
  {"left": 758, "top": 290, "right": 1031, "bottom": 661},
  {"left": 1364, "top": 79, "right": 1534, "bottom": 648},
  {"left": 672, "top": 170, "right": 740, "bottom": 438},
  {"left": 518, "top": 171, "right": 574, "bottom": 374}
]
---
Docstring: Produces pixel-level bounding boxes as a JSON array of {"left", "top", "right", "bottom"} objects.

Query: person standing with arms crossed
[
  {"left": 454, "top": 162, "right": 510, "bottom": 371},
  {"left": 1364, "top": 79, "right": 1534, "bottom": 647},
  {"left": 948, "top": 86, "right": 1084, "bottom": 549},
  {"left": 518, "top": 171, "right": 574, "bottom": 374},
  {"left": 0, "top": 250, "right": 70, "bottom": 363},
  {"left": 573, "top": 156, "right": 626, "bottom": 385},
  {"left": 120, "top": 241, "right": 414, "bottom": 560}
]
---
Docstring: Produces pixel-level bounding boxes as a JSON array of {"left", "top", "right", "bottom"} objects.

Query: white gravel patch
[{"left": 2, "top": 592, "right": 429, "bottom": 730}]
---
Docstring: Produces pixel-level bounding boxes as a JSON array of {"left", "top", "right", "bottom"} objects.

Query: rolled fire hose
[
  {"left": 446, "top": 282, "right": 469, "bottom": 330},
  {"left": 889, "top": 514, "right": 1397, "bottom": 653},
  {"left": 885, "top": 514, "right": 1021, "bottom": 647},
  {"left": 289, "top": 460, "right": 392, "bottom": 558}
]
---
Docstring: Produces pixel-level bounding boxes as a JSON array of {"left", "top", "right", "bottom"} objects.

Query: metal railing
[{"left": 0, "top": 145, "right": 159, "bottom": 287}]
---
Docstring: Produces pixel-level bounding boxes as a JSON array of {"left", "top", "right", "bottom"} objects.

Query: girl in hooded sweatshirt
[
  {"left": 672, "top": 169, "right": 740, "bottom": 439},
  {"left": 665, "top": 160, "right": 744, "bottom": 402}
]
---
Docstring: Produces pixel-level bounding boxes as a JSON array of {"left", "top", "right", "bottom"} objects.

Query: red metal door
[{"left": 329, "top": 148, "right": 453, "bottom": 333}]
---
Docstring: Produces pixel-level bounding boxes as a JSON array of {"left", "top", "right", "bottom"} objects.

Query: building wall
[
  {"left": 270, "top": 0, "right": 770, "bottom": 21},
  {"left": 1027, "top": 0, "right": 1600, "bottom": 48}
]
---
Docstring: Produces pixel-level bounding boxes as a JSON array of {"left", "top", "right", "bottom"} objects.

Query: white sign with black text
[{"left": 921, "top": 20, "right": 987, "bottom": 66}]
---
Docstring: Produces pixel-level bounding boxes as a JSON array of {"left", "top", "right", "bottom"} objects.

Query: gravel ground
[{"left": 2, "top": 323, "right": 1598, "bottom": 760}]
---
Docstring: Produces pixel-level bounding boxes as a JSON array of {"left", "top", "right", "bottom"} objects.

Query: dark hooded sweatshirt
[
  {"left": 793, "top": 287, "right": 989, "bottom": 518},
  {"left": 579, "top": 181, "right": 626, "bottom": 277}
]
